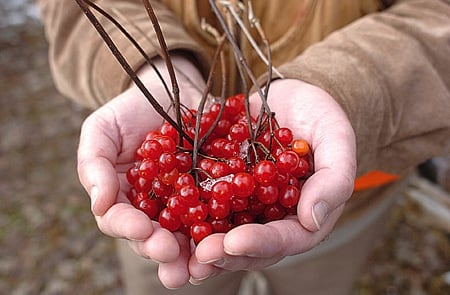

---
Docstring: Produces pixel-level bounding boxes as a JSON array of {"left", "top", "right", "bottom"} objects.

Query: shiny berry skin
[
  {"left": 134, "top": 177, "right": 153, "bottom": 193},
  {"left": 175, "top": 152, "right": 192, "bottom": 173},
  {"left": 229, "top": 195, "right": 248, "bottom": 212},
  {"left": 291, "top": 139, "right": 310, "bottom": 157},
  {"left": 159, "top": 168, "right": 179, "bottom": 185},
  {"left": 228, "top": 123, "right": 250, "bottom": 142},
  {"left": 278, "top": 185, "right": 300, "bottom": 208},
  {"left": 158, "top": 152, "right": 177, "bottom": 172},
  {"left": 140, "top": 139, "right": 163, "bottom": 159},
  {"left": 208, "top": 198, "right": 230, "bottom": 219},
  {"left": 187, "top": 202, "right": 209, "bottom": 223},
  {"left": 274, "top": 127, "right": 293, "bottom": 146},
  {"left": 166, "top": 195, "right": 188, "bottom": 215},
  {"left": 209, "top": 218, "right": 233, "bottom": 233},
  {"left": 179, "top": 184, "right": 200, "bottom": 206},
  {"left": 291, "top": 157, "right": 310, "bottom": 179},
  {"left": 232, "top": 212, "right": 254, "bottom": 226},
  {"left": 138, "top": 198, "right": 162, "bottom": 219},
  {"left": 127, "top": 93, "right": 314, "bottom": 241},
  {"left": 227, "top": 157, "right": 246, "bottom": 174},
  {"left": 159, "top": 122, "right": 178, "bottom": 140},
  {"left": 211, "top": 180, "right": 234, "bottom": 202},
  {"left": 126, "top": 165, "right": 139, "bottom": 185},
  {"left": 255, "top": 184, "right": 279, "bottom": 205},
  {"left": 210, "top": 161, "right": 231, "bottom": 178},
  {"left": 253, "top": 160, "right": 277, "bottom": 185},
  {"left": 190, "top": 222, "right": 213, "bottom": 244},
  {"left": 159, "top": 208, "right": 181, "bottom": 232},
  {"left": 263, "top": 202, "right": 286, "bottom": 222},
  {"left": 232, "top": 172, "right": 256, "bottom": 198},
  {"left": 154, "top": 135, "right": 177, "bottom": 153},
  {"left": 276, "top": 150, "right": 299, "bottom": 174},
  {"left": 174, "top": 173, "right": 195, "bottom": 191},
  {"left": 138, "top": 159, "right": 159, "bottom": 180}
]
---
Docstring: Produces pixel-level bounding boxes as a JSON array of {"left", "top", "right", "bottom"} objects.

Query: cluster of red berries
[{"left": 126, "top": 94, "right": 313, "bottom": 243}]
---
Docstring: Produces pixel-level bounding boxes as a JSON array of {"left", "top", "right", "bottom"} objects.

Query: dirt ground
[{"left": 0, "top": 3, "right": 449, "bottom": 295}]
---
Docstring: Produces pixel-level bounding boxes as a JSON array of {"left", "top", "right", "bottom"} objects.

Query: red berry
[
  {"left": 211, "top": 180, "right": 234, "bottom": 202},
  {"left": 159, "top": 168, "right": 179, "bottom": 185},
  {"left": 126, "top": 165, "right": 139, "bottom": 185},
  {"left": 174, "top": 173, "right": 195, "bottom": 191},
  {"left": 278, "top": 185, "right": 300, "bottom": 208},
  {"left": 190, "top": 221, "right": 213, "bottom": 243},
  {"left": 158, "top": 152, "right": 177, "bottom": 172},
  {"left": 167, "top": 194, "right": 188, "bottom": 215},
  {"left": 276, "top": 150, "right": 299, "bottom": 174},
  {"left": 159, "top": 122, "right": 178, "bottom": 141},
  {"left": 210, "top": 161, "right": 231, "bottom": 178},
  {"left": 208, "top": 198, "right": 230, "bottom": 219},
  {"left": 291, "top": 157, "right": 310, "bottom": 178},
  {"left": 140, "top": 139, "right": 163, "bottom": 159},
  {"left": 255, "top": 184, "right": 279, "bottom": 205},
  {"left": 232, "top": 212, "right": 254, "bottom": 226},
  {"left": 187, "top": 202, "right": 209, "bottom": 223},
  {"left": 152, "top": 178, "right": 173, "bottom": 198},
  {"left": 274, "top": 127, "right": 293, "bottom": 146},
  {"left": 134, "top": 177, "right": 153, "bottom": 193},
  {"left": 154, "top": 135, "right": 177, "bottom": 153},
  {"left": 159, "top": 208, "right": 181, "bottom": 232},
  {"left": 253, "top": 160, "right": 277, "bottom": 185},
  {"left": 227, "top": 157, "right": 246, "bottom": 174},
  {"left": 138, "top": 198, "right": 162, "bottom": 219},
  {"left": 138, "top": 159, "right": 159, "bottom": 180},
  {"left": 263, "top": 202, "right": 286, "bottom": 222},
  {"left": 232, "top": 172, "right": 256, "bottom": 198},
  {"left": 229, "top": 196, "right": 249, "bottom": 212},
  {"left": 175, "top": 152, "right": 192, "bottom": 173},
  {"left": 228, "top": 123, "right": 250, "bottom": 142},
  {"left": 179, "top": 184, "right": 200, "bottom": 206},
  {"left": 209, "top": 218, "right": 233, "bottom": 233}
]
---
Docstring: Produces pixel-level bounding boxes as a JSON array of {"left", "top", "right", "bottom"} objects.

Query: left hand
[{"left": 188, "top": 79, "right": 357, "bottom": 283}]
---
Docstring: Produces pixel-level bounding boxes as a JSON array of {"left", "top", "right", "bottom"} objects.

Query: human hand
[
  {"left": 77, "top": 56, "right": 205, "bottom": 288},
  {"left": 188, "top": 79, "right": 357, "bottom": 283}
]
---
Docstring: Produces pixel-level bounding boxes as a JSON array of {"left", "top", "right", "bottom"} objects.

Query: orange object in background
[{"left": 354, "top": 170, "right": 400, "bottom": 191}]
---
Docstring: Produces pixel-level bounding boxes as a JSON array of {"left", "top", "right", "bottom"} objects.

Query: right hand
[{"left": 77, "top": 55, "right": 205, "bottom": 288}]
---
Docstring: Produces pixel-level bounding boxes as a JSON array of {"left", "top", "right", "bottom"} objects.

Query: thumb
[
  {"left": 77, "top": 114, "right": 121, "bottom": 216},
  {"left": 297, "top": 128, "right": 356, "bottom": 232}
]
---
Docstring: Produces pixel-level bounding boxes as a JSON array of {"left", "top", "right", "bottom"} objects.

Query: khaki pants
[{"left": 116, "top": 185, "right": 400, "bottom": 295}]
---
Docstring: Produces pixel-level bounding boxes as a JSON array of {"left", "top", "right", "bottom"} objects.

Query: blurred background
[{"left": 0, "top": 1, "right": 449, "bottom": 294}]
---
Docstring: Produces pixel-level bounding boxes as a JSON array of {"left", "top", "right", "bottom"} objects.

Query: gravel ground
[{"left": 1, "top": 3, "right": 449, "bottom": 295}]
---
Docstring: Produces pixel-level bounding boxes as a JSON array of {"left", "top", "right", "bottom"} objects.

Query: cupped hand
[
  {"left": 189, "top": 79, "right": 356, "bottom": 282},
  {"left": 77, "top": 56, "right": 204, "bottom": 288}
]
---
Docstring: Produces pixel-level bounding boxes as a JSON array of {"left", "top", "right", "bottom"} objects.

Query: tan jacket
[{"left": 37, "top": 0, "right": 450, "bottom": 207}]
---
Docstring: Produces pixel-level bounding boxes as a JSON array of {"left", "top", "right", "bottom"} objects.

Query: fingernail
[
  {"left": 200, "top": 258, "right": 224, "bottom": 266},
  {"left": 312, "top": 201, "right": 329, "bottom": 231},
  {"left": 189, "top": 271, "right": 220, "bottom": 285},
  {"left": 90, "top": 186, "right": 99, "bottom": 214},
  {"left": 189, "top": 276, "right": 209, "bottom": 285}
]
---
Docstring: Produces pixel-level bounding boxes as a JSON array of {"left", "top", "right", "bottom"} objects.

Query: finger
[
  {"left": 94, "top": 202, "right": 154, "bottom": 241},
  {"left": 128, "top": 224, "right": 181, "bottom": 263},
  {"left": 196, "top": 208, "right": 343, "bottom": 271},
  {"left": 158, "top": 232, "right": 192, "bottom": 289},
  {"left": 78, "top": 113, "right": 121, "bottom": 216},
  {"left": 298, "top": 113, "right": 356, "bottom": 232}
]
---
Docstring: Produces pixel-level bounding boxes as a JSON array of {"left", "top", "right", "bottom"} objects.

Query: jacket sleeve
[
  {"left": 36, "top": 0, "right": 208, "bottom": 109},
  {"left": 276, "top": 0, "right": 450, "bottom": 177}
]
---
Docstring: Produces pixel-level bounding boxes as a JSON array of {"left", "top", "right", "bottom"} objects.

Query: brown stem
[
  {"left": 142, "top": 0, "right": 183, "bottom": 145},
  {"left": 74, "top": 0, "right": 194, "bottom": 146}
]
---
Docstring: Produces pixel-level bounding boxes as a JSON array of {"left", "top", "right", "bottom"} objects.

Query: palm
[
  {"left": 77, "top": 59, "right": 205, "bottom": 289},
  {"left": 189, "top": 79, "right": 356, "bottom": 280}
]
